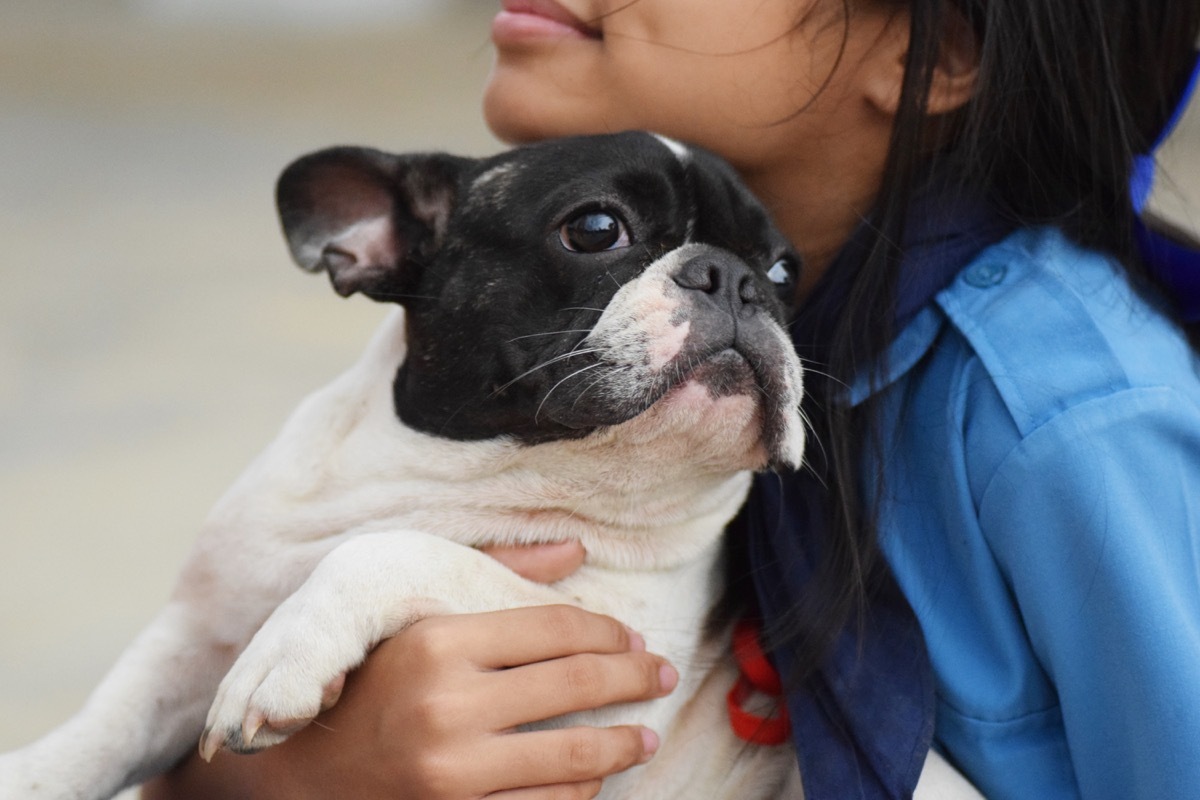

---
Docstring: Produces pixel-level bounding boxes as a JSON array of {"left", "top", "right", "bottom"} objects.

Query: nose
[{"left": 672, "top": 254, "right": 765, "bottom": 312}]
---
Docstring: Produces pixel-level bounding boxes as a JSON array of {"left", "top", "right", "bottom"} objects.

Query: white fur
[
  {"left": 651, "top": 135, "right": 696, "bottom": 241},
  {"left": 586, "top": 246, "right": 806, "bottom": 470},
  {"left": 653, "top": 133, "right": 692, "bottom": 163},
  {"left": 0, "top": 296, "right": 979, "bottom": 799}
]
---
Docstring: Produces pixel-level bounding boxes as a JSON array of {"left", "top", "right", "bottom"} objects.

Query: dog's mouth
[
  {"left": 538, "top": 335, "right": 799, "bottom": 459},
  {"left": 539, "top": 342, "right": 765, "bottom": 426},
  {"left": 664, "top": 348, "right": 759, "bottom": 400},
  {"left": 625, "top": 343, "right": 801, "bottom": 470}
]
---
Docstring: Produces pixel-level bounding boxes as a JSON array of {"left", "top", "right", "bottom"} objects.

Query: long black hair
[{"left": 768, "top": 0, "right": 1200, "bottom": 680}]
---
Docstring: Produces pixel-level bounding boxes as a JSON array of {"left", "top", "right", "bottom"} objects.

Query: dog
[{"left": 0, "top": 131, "right": 979, "bottom": 799}]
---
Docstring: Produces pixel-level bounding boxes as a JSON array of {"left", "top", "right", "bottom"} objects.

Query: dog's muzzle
[{"left": 532, "top": 244, "right": 806, "bottom": 468}]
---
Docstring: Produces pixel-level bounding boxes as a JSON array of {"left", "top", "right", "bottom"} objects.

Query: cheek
[
  {"left": 483, "top": 58, "right": 620, "bottom": 144},
  {"left": 483, "top": 0, "right": 851, "bottom": 154},
  {"left": 584, "top": 54, "right": 810, "bottom": 169},
  {"left": 622, "top": 56, "right": 796, "bottom": 123},
  {"left": 598, "top": 34, "right": 844, "bottom": 163}
]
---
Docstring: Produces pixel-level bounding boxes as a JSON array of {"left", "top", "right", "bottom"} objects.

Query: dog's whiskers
[
  {"left": 570, "top": 364, "right": 626, "bottom": 411},
  {"left": 535, "top": 362, "right": 605, "bottom": 423},
  {"left": 506, "top": 329, "right": 593, "bottom": 343},
  {"left": 794, "top": 356, "right": 847, "bottom": 389},
  {"left": 355, "top": 291, "right": 438, "bottom": 302},
  {"left": 491, "top": 348, "right": 604, "bottom": 397}
]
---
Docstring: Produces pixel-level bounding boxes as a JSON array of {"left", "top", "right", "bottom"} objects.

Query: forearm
[
  {"left": 140, "top": 747, "right": 296, "bottom": 800},
  {"left": 141, "top": 607, "right": 668, "bottom": 800}
]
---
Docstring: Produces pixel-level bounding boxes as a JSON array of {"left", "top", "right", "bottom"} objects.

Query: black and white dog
[{"left": 0, "top": 132, "right": 978, "bottom": 799}]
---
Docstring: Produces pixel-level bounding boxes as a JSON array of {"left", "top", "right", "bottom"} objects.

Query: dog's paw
[
  {"left": 200, "top": 614, "right": 359, "bottom": 759},
  {"left": 200, "top": 671, "right": 345, "bottom": 759},
  {"left": 197, "top": 531, "right": 468, "bottom": 759}
]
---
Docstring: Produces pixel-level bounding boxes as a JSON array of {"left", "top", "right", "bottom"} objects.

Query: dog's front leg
[{"left": 201, "top": 530, "right": 557, "bottom": 757}]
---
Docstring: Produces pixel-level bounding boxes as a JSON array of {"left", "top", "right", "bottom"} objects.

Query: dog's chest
[
  {"left": 598, "top": 652, "right": 802, "bottom": 800},
  {"left": 525, "top": 556, "right": 800, "bottom": 799}
]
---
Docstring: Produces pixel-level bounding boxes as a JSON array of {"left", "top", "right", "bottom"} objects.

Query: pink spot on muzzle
[{"left": 648, "top": 317, "right": 690, "bottom": 371}]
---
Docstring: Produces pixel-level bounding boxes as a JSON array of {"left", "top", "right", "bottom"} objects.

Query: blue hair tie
[{"left": 1133, "top": 50, "right": 1200, "bottom": 321}]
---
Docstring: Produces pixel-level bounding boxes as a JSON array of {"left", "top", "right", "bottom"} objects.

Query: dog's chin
[
  {"left": 597, "top": 352, "right": 782, "bottom": 472},
  {"left": 655, "top": 350, "right": 805, "bottom": 471},
  {"left": 669, "top": 349, "right": 759, "bottom": 399}
]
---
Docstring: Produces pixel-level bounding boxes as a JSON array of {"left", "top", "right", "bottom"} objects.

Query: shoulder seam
[
  {"left": 975, "top": 384, "right": 1192, "bottom": 521},
  {"left": 935, "top": 232, "right": 1131, "bottom": 437}
]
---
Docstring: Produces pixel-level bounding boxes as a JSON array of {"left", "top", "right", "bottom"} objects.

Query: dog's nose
[{"left": 673, "top": 255, "right": 765, "bottom": 311}]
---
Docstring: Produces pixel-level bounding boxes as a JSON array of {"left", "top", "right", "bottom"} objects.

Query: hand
[
  {"left": 143, "top": 541, "right": 676, "bottom": 799},
  {"left": 479, "top": 540, "right": 587, "bottom": 583}
]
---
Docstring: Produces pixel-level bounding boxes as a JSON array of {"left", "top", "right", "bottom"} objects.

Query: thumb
[{"left": 481, "top": 541, "right": 586, "bottom": 584}]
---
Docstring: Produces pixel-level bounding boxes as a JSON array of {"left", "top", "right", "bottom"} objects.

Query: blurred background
[
  {"left": 0, "top": 2, "right": 1197, "bottom": 797},
  {"left": 0, "top": 2, "right": 498, "bottom": 793}
]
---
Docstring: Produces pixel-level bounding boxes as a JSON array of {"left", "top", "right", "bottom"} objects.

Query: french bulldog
[{"left": 0, "top": 131, "right": 978, "bottom": 799}]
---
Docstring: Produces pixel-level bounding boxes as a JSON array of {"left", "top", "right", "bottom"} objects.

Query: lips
[{"left": 494, "top": 0, "right": 602, "bottom": 42}]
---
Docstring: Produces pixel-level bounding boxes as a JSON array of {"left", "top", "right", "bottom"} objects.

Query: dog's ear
[{"left": 276, "top": 146, "right": 467, "bottom": 301}]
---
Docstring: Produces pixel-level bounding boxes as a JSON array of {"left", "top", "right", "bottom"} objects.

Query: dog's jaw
[
  {"left": 549, "top": 244, "right": 806, "bottom": 472},
  {"left": 214, "top": 309, "right": 761, "bottom": 571}
]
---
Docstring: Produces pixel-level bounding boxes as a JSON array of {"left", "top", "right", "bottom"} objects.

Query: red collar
[{"left": 726, "top": 618, "right": 791, "bottom": 745}]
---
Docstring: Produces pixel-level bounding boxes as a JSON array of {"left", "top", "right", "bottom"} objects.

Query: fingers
[
  {"left": 343, "top": 608, "right": 673, "bottom": 800},
  {"left": 482, "top": 541, "right": 587, "bottom": 584},
  {"left": 486, "top": 781, "right": 603, "bottom": 800},
  {"left": 466, "top": 726, "right": 655, "bottom": 797},
  {"left": 409, "top": 605, "right": 643, "bottom": 669},
  {"left": 320, "top": 673, "right": 346, "bottom": 711},
  {"left": 403, "top": 605, "right": 676, "bottom": 732},
  {"left": 484, "top": 650, "right": 678, "bottom": 730}
]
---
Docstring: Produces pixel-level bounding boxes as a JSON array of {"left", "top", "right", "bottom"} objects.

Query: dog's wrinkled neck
[
  {"left": 255, "top": 309, "right": 760, "bottom": 571},
  {"left": 372, "top": 403, "right": 759, "bottom": 570}
]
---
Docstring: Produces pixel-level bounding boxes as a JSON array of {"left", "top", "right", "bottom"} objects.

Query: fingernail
[
  {"left": 658, "top": 662, "right": 678, "bottom": 693},
  {"left": 639, "top": 727, "right": 660, "bottom": 763},
  {"left": 625, "top": 626, "right": 646, "bottom": 652}
]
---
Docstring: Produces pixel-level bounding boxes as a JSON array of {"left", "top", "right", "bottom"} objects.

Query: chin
[
  {"left": 481, "top": 75, "right": 541, "bottom": 144},
  {"left": 482, "top": 65, "right": 613, "bottom": 145}
]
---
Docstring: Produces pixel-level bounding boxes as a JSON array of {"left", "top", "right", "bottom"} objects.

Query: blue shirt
[{"left": 865, "top": 226, "right": 1200, "bottom": 798}]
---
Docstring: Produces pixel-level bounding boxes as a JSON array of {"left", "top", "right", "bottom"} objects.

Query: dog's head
[{"left": 277, "top": 132, "right": 804, "bottom": 473}]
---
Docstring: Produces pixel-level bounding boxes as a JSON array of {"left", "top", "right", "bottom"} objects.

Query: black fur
[{"left": 276, "top": 132, "right": 799, "bottom": 444}]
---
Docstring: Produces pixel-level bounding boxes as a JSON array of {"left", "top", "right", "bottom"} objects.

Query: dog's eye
[
  {"left": 766, "top": 256, "right": 797, "bottom": 289},
  {"left": 560, "top": 211, "right": 631, "bottom": 253}
]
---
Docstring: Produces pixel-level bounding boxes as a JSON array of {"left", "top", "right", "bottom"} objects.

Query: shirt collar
[
  {"left": 747, "top": 167, "right": 1011, "bottom": 800},
  {"left": 800, "top": 166, "right": 1012, "bottom": 407},
  {"left": 753, "top": 56, "right": 1200, "bottom": 796}
]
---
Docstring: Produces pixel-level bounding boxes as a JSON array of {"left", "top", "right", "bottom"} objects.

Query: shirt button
[{"left": 964, "top": 262, "right": 1008, "bottom": 288}]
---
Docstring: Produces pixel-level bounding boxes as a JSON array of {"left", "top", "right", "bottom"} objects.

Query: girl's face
[
  {"left": 484, "top": 0, "right": 885, "bottom": 171},
  {"left": 483, "top": 0, "right": 907, "bottom": 278}
]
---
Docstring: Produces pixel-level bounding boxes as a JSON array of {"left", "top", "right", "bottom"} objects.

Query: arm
[
  {"left": 980, "top": 388, "right": 1200, "bottom": 799},
  {"left": 143, "top": 543, "right": 674, "bottom": 800}
]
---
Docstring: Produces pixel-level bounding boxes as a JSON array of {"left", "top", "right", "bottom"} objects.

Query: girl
[{"left": 147, "top": 1, "right": 1200, "bottom": 798}]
